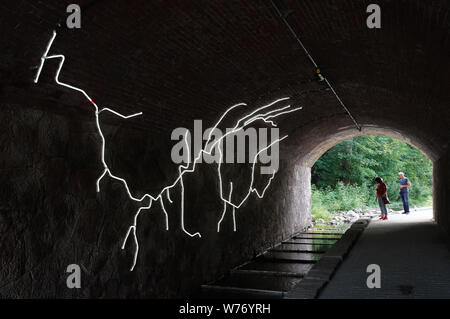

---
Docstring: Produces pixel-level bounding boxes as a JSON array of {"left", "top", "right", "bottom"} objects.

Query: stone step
[
  {"left": 284, "top": 239, "right": 339, "bottom": 245},
  {"left": 199, "top": 285, "right": 284, "bottom": 299},
  {"left": 302, "top": 231, "right": 345, "bottom": 235},
  {"left": 293, "top": 234, "right": 342, "bottom": 240},
  {"left": 293, "top": 235, "right": 341, "bottom": 240},
  {"left": 231, "top": 269, "right": 305, "bottom": 278},
  {"left": 261, "top": 251, "right": 322, "bottom": 263},
  {"left": 307, "top": 228, "right": 347, "bottom": 233},
  {"left": 280, "top": 241, "right": 334, "bottom": 246},
  {"left": 271, "top": 243, "right": 330, "bottom": 253},
  {"left": 239, "top": 260, "right": 314, "bottom": 275},
  {"left": 213, "top": 271, "right": 303, "bottom": 292}
]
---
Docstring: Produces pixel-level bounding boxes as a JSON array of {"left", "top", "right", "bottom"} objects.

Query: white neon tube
[{"left": 34, "top": 30, "right": 303, "bottom": 271}]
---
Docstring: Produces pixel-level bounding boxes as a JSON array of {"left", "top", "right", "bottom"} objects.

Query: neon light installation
[{"left": 34, "top": 30, "right": 302, "bottom": 271}]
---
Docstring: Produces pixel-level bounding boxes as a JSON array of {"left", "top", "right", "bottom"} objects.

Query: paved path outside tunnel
[{"left": 319, "top": 209, "right": 450, "bottom": 299}]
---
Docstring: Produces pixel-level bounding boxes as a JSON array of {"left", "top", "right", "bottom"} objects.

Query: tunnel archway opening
[
  {"left": 299, "top": 130, "right": 434, "bottom": 228},
  {"left": 290, "top": 125, "right": 439, "bottom": 230}
]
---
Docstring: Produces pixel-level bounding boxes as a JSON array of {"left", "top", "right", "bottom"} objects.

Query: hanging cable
[{"left": 270, "top": 0, "right": 362, "bottom": 131}]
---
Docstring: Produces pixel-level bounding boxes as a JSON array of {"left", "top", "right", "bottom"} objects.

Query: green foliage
[
  {"left": 311, "top": 184, "right": 329, "bottom": 216},
  {"left": 311, "top": 135, "right": 433, "bottom": 215},
  {"left": 312, "top": 183, "right": 372, "bottom": 213}
]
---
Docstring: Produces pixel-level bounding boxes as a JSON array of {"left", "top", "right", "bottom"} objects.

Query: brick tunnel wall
[
  {"left": 0, "top": 102, "right": 311, "bottom": 298},
  {"left": 434, "top": 149, "right": 450, "bottom": 239}
]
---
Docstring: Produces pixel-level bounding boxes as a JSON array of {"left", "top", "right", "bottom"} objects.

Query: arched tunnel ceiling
[{"left": 2, "top": 0, "right": 449, "bottom": 160}]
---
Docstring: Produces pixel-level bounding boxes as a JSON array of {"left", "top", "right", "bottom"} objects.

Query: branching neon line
[{"left": 34, "top": 30, "right": 303, "bottom": 271}]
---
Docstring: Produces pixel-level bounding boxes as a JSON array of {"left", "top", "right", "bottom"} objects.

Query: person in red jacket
[{"left": 375, "top": 176, "right": 389, "bottom": 220}]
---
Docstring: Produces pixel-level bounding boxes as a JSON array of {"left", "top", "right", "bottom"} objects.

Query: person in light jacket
[{"left": 398, "top": 172, "right": 411, "bottom": 214}]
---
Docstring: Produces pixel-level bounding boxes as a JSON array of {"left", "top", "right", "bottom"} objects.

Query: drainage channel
[{"left": 194, "top": 227, "right": 349, "bottom": 299}]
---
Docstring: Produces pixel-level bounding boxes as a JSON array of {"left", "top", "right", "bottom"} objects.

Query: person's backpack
[{"left": 382, "top": 183, "right": 391, "bottom": 204}]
